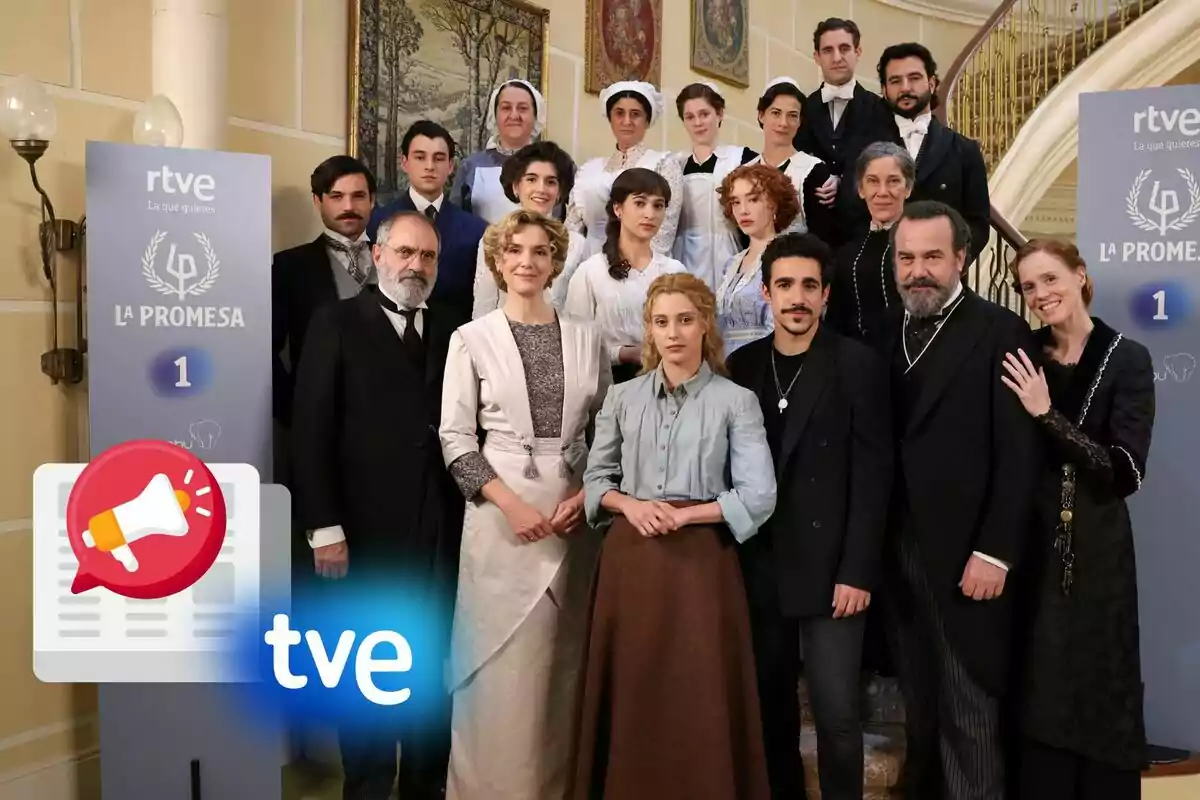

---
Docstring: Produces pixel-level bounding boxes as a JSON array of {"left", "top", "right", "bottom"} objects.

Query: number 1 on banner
[
  {"left": 174, "top": 356, "right": 192, "bottom": 388},
  {"left": 1153, "top": 290, "right": 1169, "bottom": 321}
]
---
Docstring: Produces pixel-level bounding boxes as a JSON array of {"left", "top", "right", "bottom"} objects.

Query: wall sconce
[
  {"left": 133, "top": 94, "right": 184, "bottom": 148},
  {"left": 0, "top": 74, "right": 85, "bottom": 385}
]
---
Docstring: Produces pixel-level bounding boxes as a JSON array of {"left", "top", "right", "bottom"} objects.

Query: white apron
[
  {"left": 470, "top": 164, "right": 519, "bottom": 225},
  {"left": 749, "top": 150, "right": 823, "bottom": 234},
  {"left": 439, "top": 310, "right": 607, "bottom": 800},
  {"left": 672, "top": 144, "right": 743, "bottom": 291},
  {"left": 571, "top": 148, "right": 673, "bottom": 260}
]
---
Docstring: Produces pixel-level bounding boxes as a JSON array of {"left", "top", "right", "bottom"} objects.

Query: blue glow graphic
[
  {"left": 226, "top": 575, "right": 454, "bottom": 735},
  {"left": 148, "top": 346, "right": 213, "bottom": 397},
  {"left": 1129, "top": 280, "right": 1190, "bottom": 331}
]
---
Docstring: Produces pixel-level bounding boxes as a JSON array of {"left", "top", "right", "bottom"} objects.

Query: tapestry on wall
[
  {"left": 349, "top": 0, "right": 549, "bottom": 203},
  {"left": 584, "top": 0, "right": 663, "bottom": 94},
  {"left": 691, "top": 0, "right": 748, "bottom": 87}
]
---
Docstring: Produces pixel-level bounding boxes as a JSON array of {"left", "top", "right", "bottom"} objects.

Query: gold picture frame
[
  {"left": 690, "top": 0, "right": 750, "bottom": 89},
  {"left": 349, "top": 0, "right": 550, "bottom": 202}
]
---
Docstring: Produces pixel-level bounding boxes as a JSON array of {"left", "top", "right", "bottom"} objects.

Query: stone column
[{"left": 151, "top": 0, "right": 228, "bottom": 150}]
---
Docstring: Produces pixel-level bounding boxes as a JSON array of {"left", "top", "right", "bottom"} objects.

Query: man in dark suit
[
  {"left": 882, "top": 201, "right": 1038, "bottom": 800},
  {"left": 794, "top": 18, "right": 895, "bottom": 247},
  {"left": 874, "top": 43, "right": 991, "bottom": 265},
  {"left": 290, "top": 210, "right": 467, "bottom": 800},
  {"left": 272, "top": 155, "right": 377, "bottom": 433},
  {"left": 368, "top": 120, "right": 488, "bottom": 320},
  {"left": 727, "top": 232, "right": 893, "bottom": 800}
]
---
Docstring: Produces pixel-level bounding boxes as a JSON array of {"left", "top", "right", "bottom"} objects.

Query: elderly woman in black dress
[{"left": 1000, "top": 238, "right": 1155, "bottom": 800}]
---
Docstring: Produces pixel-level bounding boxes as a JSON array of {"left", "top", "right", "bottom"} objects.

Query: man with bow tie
[
  {"left": 368, "top": 120, "right": 488, "bottom": 321},
  {"left": 881, "top": 201, "right": 1038, "bottom": 800},
  {"left": 875, "top": 43, "right": 991, "bottom": 266},
  {"left": 794, "top": 18, "right": 896, "bottom": 247},
  {"left": 290, "top": 209, "right": 467, "bottom": 800}
]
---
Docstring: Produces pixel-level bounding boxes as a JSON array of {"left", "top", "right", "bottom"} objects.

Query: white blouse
[
  {"left": 470, "top": 229, "right": 587, "bottom": 319},
  {"left": 563, "top": 251, "right": 687, "bottom": 363},
  {"left": 565, "top": 145, "right": 685, "bottom": 261}
]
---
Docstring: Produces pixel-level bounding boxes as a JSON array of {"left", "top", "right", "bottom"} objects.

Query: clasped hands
[{"left": 505, "top": 490, "right": 585, "bottom": 543}]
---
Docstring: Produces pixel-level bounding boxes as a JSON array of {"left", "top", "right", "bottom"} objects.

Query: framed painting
[
  {"left": 584, "top": 0, "right": 663, "bottom": 95},
  {"left": 691, "top": 0, "right": 749, "bottom": 88},
  {"left": 349, "top": 0, "right": 550, "bottom": 203}
]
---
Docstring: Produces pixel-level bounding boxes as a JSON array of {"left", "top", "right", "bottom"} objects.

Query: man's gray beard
[
  {"left": 379, "top": 272, "right": 432, "bottom": 309},
  {"left": 899, "top": 281, "right": 953, "bottom": 318}
]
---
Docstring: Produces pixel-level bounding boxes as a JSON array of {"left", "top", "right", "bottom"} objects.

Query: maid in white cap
[
  {"left": 565, "top": 80, "right": 684, "bottom": 260},
  {"left": 750, "top": 76, "right": 838, "bottom": 243},
  {"left": 449, "top": 78, "right": 552, "bottom": 224},
  {"left": 672, "top": 82, "right": 760, "bottom": 291}
]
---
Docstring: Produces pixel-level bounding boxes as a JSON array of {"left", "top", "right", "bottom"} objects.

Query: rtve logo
[
  {"left": 263, "top": 613, "right": 415, "bottom": 706},
  {"left": 1133, "top": 106, "right": 1200, "bottom": 137},
  {"left": 145, "top": 165, "right": 216, "bottom": 201}
]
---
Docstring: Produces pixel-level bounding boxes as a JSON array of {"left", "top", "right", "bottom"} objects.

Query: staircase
[{"left": 798, "top": 675, "right": 906, "bottom": 798}]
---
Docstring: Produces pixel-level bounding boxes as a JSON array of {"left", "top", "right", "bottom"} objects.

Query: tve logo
[
  {"left": 146, "top": 165, "right": 216, "bottom": 201},
  {"left": 264, "top": 613, "right": 413, "bottom": 706},
  {"left": 226, "top": 579, "right": 451, "bottom": 734},
  {"left": 1134, "top": 106, "right": 1200, "bottom": 137}
]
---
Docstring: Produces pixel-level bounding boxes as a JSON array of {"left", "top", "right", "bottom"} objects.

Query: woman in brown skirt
[{"left": 570, "top": 271, "right": 777, "bottom": 800}]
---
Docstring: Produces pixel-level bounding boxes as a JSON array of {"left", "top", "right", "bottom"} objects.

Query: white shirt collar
[
  {"left": 408, "top": 187, "right": 444, "bottom": 214},
  {"left": 323, "top": 227, "right": 368, "bottom": 246},
  {"left": 941, "top": 279, "right": 964, "bottom": 311},
  {"left": 378, "top": 281, "right": 429, "bottom": 315},
  {"left": 821, "top": 79, "right": 857, "bottom": 103},
  {"left": 896, "top": 110, "right": 932, "bottom": 131}
]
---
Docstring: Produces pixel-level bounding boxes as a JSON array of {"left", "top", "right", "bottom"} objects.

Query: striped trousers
[{"left": 884, "top": 531, "right": 1006, "bottom": 800}]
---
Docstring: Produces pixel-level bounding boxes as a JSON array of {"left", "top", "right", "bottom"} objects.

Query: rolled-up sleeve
[
  {"left": 583, "top": 385, "right": 625, "bottom": 528},
  {"left": 715, "top": 389, "right": 777, "bottom": 542}
]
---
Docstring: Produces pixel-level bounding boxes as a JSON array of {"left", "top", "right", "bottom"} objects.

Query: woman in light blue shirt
[{"left": 569, "top": 272, "right": 775, "bottom": 800}]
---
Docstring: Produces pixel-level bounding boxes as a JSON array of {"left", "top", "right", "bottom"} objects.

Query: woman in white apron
[
  {"left": 470, "top": 141, "right": 587, "bottom": 318},
  {"left": 440, "top": 209, "right": 611, "bottom": 799},
  {"left": 713, "top": 163, "right": 802, "bottom": 356},
  {"left": 565, "top": 80, "right": 684, "bottom": 260},
  {"left": 672, "top": 82, "right": 759, "bottom": 291},
  {"left": 749, "top": 77, "right": 839, "bottom": 244},
  {"left": 449, "top": 79, "right": 549, "bottom": 224},
  {"left": 564, "top": 167, "right": 687, "bottom": 384}
]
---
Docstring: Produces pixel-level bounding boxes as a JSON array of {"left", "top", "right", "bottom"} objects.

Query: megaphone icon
[{"left": 80, "top": 473, "right": 192, "bottom": 572}]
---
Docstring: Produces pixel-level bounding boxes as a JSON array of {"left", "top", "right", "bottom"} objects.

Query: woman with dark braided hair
[{"left": 563, "top": 167, "right": 687, "bottom": 383}]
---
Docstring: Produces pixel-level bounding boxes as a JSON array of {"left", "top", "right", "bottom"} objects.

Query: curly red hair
[{"left": 717, "top": 163, "right": 800, "bottom": 233}]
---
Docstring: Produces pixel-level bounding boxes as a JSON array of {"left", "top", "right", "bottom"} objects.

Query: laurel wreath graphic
[
  {"left": 141, "top": 230, "right": 221, "bottom": 299},
  {"left": 1125, "top": 168, "right": 1200, "bottom": 234}
]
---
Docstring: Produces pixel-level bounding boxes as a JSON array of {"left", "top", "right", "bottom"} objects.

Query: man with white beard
[
  {"left": 880, "top": 201, "right": 1039, "bottom": 800},
  {"left": 290, "top": 210, "right": 467, "bottom": 800}
]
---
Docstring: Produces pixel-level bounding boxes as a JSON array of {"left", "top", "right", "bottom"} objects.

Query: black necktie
[
  {"left": 904, "top": 313, "right": 942, "bottom": 357},
  {"left": 424, "top": 205, "right": 437, "bottom": 221},
  {"left": 323, "top": 235, "right": 370, "bottom": 285},
  {"left": 375, "top": 290, "right": 424, "bottom": 366}
]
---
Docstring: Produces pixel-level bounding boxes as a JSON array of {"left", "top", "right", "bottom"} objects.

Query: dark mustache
[
  {"left": 337, "top": 212, "right": 362, "bottom": 220},
  {"left": 783, "top": 305, "right": 813, "bottom": 315},
  {"left": 903, "top": 277, "right": 941, "bottom": 290},
  {"left": 899, "top": 93, "right": 919, "bottom": 102}
]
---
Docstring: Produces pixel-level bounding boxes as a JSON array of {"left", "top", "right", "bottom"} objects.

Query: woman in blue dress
[{"left": 712, "top": 163, "right": 801, "bottom": 356}]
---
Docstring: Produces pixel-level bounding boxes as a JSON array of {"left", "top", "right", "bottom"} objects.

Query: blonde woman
[
  {"left": 440, "top": 209, "right": 612, "bottom": 799},
  {"left": 570, "top": 273, "right": 775, "bottom": 800}
]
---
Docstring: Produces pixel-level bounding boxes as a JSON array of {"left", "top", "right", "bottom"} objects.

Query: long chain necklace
[{"left": 770, "top": 348, "right": 805, "bottom": 410}]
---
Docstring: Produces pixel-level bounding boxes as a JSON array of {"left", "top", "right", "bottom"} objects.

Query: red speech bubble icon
[{"left": 65, "top": 440, "right": 227, "bottom": 599}]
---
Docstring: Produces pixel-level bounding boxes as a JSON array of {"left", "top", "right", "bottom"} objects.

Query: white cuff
[
  {"left": 972, "top": 550, "right": 1010, "bottom": 572},
  {"left": 309, "top": 525, "right": 346, "bottom": 549},
  {"left": 608, "top": 344, "right": 625, "bottom": 365}
]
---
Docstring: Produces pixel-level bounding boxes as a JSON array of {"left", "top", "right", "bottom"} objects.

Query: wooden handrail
[{"left": 934, "top": 0, "right": 1019, "bottom": 126}]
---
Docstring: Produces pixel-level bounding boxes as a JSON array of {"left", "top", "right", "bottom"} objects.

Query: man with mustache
[
  {"left": 726, "top": 232, "right": 893, "bottom": 799},
  {"left": 273, "top": 156, "right": 377, "bottom": 435},
  {"left": 867, "top": 43, "right": 991, "bottom": 266},
  {"left": 290, "top": 210, "right": 467, "bottom": 800},
  {"left": 881, "top": 201, "right": 1038, "bottom": 800}
]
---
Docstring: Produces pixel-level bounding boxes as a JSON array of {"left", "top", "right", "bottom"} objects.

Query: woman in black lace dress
[{"left": 1000, "top": 238, "right": 1155, "bottom": 800}]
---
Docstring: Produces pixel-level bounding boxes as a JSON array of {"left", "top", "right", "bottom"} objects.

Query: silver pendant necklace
[{"left": 771, "top": 348, "right": 805, "bottom": 410}]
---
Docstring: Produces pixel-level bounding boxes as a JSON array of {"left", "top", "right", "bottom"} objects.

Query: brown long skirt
[{"left": 567, "top": 504, "right": 771, "bottom": 800}]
